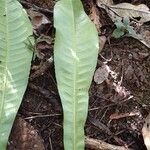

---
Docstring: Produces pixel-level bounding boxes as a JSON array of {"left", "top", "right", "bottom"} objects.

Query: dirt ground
[{"left": 7, "top": 0, "right": 150, "bottom": 150}]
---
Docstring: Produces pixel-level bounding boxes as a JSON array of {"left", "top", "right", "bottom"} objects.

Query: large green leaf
[
  {"left": 0, "top": 0, "right": 33, "bottom": 149},
  {"left": 54, "top": 0, "right": 99, "bottom": 149}
]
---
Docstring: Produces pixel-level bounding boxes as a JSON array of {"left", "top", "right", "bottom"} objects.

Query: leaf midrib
[{"left": 70, "top": 1, "right": 77, "bottom": 149}]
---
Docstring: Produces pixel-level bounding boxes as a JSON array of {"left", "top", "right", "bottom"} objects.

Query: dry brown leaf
[
  {"left": 106, "top": 3, "right": 150, "bottom": 23},
  {"left": 27, "top": 9, "right": 50, "bottom": 30},
  {"left": 142, "top": 114, "right": 150, "bottom": 150},
  {"left": 94, "top": 65, "right": 110, "bottom": 84},
  {"left": 99, "top": 36, "right": 107, "bottom": 51},
  {"left": 90, "top": 3, "right": 102, "bottom": 31},
  {"left": 8, "top": 117, "right": 45, "bottom": 150},
  {"left": 96, "top": 0, "right": 113, "bottom": 7},
  {"left": 138, "top": 25, "right": 150, "bottom": 48}
]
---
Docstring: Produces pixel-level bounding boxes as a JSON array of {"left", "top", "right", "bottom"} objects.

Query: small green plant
[
  {"left": 0, "top": 0, "right": 33, "bottom": 149},
  {"left": 54, "top": 0, "right": 99, "bottom": 149},
  {"left": 112, "top": 17, "right": 140, "bottom": 38}
]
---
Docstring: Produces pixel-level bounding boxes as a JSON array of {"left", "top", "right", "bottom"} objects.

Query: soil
[{"left": 7, "top": 0, "right": 150, "bottom": 150}]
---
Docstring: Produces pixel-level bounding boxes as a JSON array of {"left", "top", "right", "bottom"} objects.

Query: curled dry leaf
[
  {"left": 94, "top": 65, "right": 110, "bottom": 84},
  {"left": 35, "top": 35, "right": 53, "bottom": 59},
  {"left": 142, "top": 114, "right": 150, "bottom": 150},
  {"left": 106, "top": 3, "right": 150, "bottom": 23},
  {"left": 27, "top": 9, "right": 51, "bottom": 30}
]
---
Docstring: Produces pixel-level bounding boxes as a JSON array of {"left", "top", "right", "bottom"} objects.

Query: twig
[
  {"left": 85, "top": 137, "right": 132, "bottom": 150},
  {"left": 25, "top": 114, "right": 61, "bottom": 120},
  {"left": 109, "top": 112, "right": 140, "bottom": 120},
  {"left": 49, "top": 136, "right": 53, "bottom": 150}
]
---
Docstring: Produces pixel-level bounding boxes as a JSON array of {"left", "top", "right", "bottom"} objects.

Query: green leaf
[
  {"left": 115, "top": 19, "right": 125, "bottom": 29},
  {"left": 127, "top": 25, "right": 137, "bottom": 35},
  {"left": 113, "top": 28, "right": 125, "bottom": 38},
  {"left": 54, "top": 0, "right": 99, "bottom": 150},
  {"left": 0, "top": 0, "right": 33, "bottom": 149},
  {"left": 123, "top": 17, "right": 130, "bottom": 26},
  {"left": 112, "top": 20, "right": 125, "bottom": 38},
  {"left": 112, "top": 17, "right": 140, "bottom": 39}
]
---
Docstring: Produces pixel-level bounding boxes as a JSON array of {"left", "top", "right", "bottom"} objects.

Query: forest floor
[{"left": 7, "top": 0, "right": 150, "bottom": 150}]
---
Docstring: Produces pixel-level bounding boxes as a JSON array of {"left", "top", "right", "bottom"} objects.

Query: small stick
[
  {"left": 85, "top": 137, "right": 132, "bottom": 150},
  {"left": 25, "top": 114, "right": 61, "bottom": 120}
]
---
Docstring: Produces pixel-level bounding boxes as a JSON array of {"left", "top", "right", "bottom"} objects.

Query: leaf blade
[
  {"left": 0, "top": 0, "right": 33, "bottom": 148},
  {"left": 54, "top": 0, "right": 99, "bottom": 149}
]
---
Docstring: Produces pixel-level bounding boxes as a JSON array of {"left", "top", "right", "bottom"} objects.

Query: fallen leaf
[
  {"left": 90, "top": 3, "right": 101, "bottom": 31},
  {"left": 96, "top": 0, "right": 113, "bottom": 7},
  {"left": 99, "top": 36, "right": 107, "bottom": 51},
  {"left": 35, "top": 35, "right": 53, "bottom": 59},
  {"left": 94, "top": 65, "right": 110, "bottom": 84},
  {"left": 27, "top": 9, "right": 51, "bottom": 30},
  {"left": 142, "top": 114, "right": 150, "bottom": 150},
  {"left": 8, "top": 117, "right": 45, "bottom": 150},
  {"left": 37, "top": 35, "right": 52, "bottom": 45},
  {"left": 138, "top": 25, "right": 150, "bottom": 48},
  {"left": 105, "top": 3, "right": 150, "bottom": 23}
]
